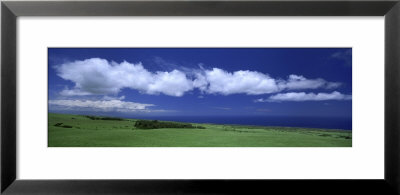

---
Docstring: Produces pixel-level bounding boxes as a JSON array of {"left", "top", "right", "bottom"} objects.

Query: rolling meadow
[{"left": 49, "top": 113, "right": 351, "bottom": 147}]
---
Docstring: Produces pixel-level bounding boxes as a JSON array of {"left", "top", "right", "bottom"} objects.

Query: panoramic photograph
[{"left": 48, "top": 48, "right": 352, "bottom": 147}]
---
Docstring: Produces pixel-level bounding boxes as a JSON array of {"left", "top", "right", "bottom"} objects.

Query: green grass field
[{"left": 48, "top": 113, "right": 352, "bottom": 147}]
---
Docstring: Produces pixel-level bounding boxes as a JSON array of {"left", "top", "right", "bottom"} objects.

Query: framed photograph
[
  {"left": 2, "top": 0, "right": 400, "bottom": 194},
  {"left": 47, "top": 47, "right": 352, "bottom": 147}
]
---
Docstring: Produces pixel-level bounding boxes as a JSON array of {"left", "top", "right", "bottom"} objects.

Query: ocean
[{"left": 131, "top": 115, "right": 352, "bottom": 130}]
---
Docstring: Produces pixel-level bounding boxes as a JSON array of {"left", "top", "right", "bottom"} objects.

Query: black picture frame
[{"left": 2, "top": 0, "right": 400, "bottom": 194}]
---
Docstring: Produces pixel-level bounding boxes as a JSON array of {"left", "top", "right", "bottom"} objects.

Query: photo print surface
[{"left": 48, "top": 48, "right": 352, "bottom": 147}]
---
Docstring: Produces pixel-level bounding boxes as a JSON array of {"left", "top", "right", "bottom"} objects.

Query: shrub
[
  {"left": 134, "top": 120, "right": 205, "bottom": 130},
  {"left": 85, "top": 115, "right": 124, "bottom": 121},
  {"left": 61, "top": 125, "right": 73, "bottom": 128},
  {"left": 54, "top": 123, "right": 73, "bottom": 128}
]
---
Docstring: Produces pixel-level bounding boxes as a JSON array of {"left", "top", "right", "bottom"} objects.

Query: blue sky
[{"left": 48, "top": 48, "right": 352, "bottom": 118}]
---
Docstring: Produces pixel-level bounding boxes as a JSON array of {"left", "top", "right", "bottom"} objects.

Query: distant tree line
[
  {"left": 85, "top": 115, "right": 124, "bottom": 121},
  {"left": 134, "top": 120, "right": 205, "bottom": 129}
]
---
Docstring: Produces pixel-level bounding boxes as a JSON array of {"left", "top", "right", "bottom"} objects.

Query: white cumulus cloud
[
  {"left": 256, "top": 91, "right": 352, "bottom": 102},
  {"left": 147, "top": 70, "right": 193, "bottom": 96},
  {"left": 277, "top": 75, "right": 341, "bottom": 90},
  {"left": 48, "top": 99, "right": 154, "bottom": 112},
  {"left": 54, "top": 58, "right": 193, "bottom": 97},
  {"left": 54, "top": 58, "right": 343, "bottom": 97},
  {"left": 195, "top": 68, "right": 279, "bottom": 95},
  {"left": 194, "top": 70, "right": 341, "bottom": 95}
]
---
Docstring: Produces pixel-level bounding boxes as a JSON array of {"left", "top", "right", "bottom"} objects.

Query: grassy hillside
[{"left": 48, "top": 113, "right": 352, "bottom": 147}]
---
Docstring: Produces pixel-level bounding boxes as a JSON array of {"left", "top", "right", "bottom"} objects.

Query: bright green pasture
[{"left": 48, "top": 113, "right": 352, "bottom": 147}]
